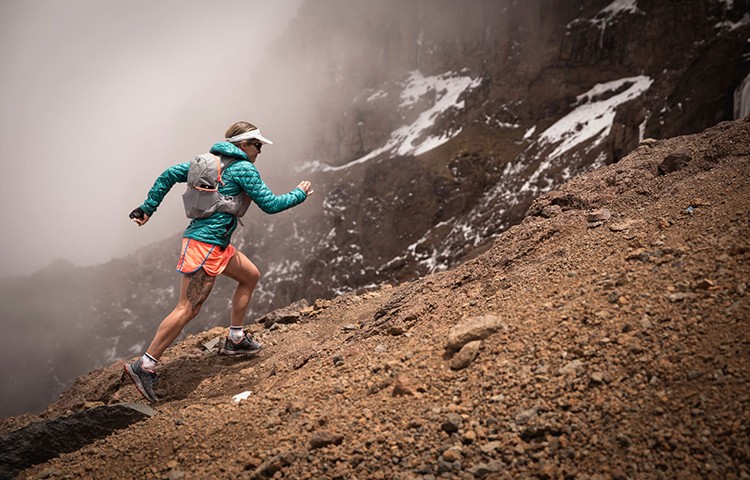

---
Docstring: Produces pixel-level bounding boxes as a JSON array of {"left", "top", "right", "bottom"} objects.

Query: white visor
[{"left": 226, "top": 129, "right": 274, "bottom": 145}]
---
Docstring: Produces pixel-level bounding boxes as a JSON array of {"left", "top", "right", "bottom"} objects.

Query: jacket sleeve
[
  {"left": 236, "top": 163, "right": 307, "bottom": 214},
  {"left": 139, "top": 163, "right": 190, "bottom": 216}
]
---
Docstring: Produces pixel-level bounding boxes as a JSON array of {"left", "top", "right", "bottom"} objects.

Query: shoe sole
[
  {"left": 218, "top": 342, "right": 263, "bottom": 356},
  {"left": 124, "top": 363, "right": 158, "bottom": 403}
]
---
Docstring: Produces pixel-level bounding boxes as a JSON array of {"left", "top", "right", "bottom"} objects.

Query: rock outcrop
[{"left": 0, "top": 403, "right": 155, "bottom": 478}]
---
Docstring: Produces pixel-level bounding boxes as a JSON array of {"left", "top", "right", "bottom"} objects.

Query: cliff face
[
  {"left": 1, "top": 0, "right": 749, "bottom": 418},
  {"left": 246, "top": 0, "right": 750, "bottom": 304}
]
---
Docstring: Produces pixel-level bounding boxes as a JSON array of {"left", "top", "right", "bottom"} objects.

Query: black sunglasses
[{"left": 249, "top": 140, "right": 263, "bottom": 151}]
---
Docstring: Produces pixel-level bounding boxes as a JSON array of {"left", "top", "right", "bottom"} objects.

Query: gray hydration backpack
[{"left": 182, "top": 154, "right": 251, "bottom": 219}]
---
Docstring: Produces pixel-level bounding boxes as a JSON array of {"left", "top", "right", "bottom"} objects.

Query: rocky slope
[
  {"left": 2, "top": 0, "right": 749, "bottom": 420},
  {"left": 5, "top": 117, "right": 749, "bottom": 479}
]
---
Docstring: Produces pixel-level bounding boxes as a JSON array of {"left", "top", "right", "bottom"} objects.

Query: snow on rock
[
  {"left": 523, "top": 125, "right": 537, "bottom": 140},
  {"left": 568, "top": 0, "right": 641, "bottom": 30},
  {"left": 366, "top": 90, "right": 388, "bottom": 103},
  {"left": 393, "top": 70, "right": 482, "bottom": 156},
  {"left": 536, "top": 76, "right": 653, "bottom": 163},
  {"left": 484, "top": 115, "right": 519, "bottom": 128},
  {"left": 311, "top": 70, "right": 481, "bottom": 172},
  {"left": 396, "top": 75, "right": 654, "bottom": 275},
  {"left": 715, "top": 12, "right": 750, "bottom": 31},
  {"left": 597, "top": 0, "right": 640, "bottom": 20},
  {"left": 518, "top": 75, "right": 652, "bottom": 193},
  {"left": 734, "top": 72, "right": 750, "bottom": 119}
]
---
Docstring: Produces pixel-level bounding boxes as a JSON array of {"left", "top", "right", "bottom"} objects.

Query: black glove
[{"left": 129, "top": 207, "right": 145, "bottom": 220}]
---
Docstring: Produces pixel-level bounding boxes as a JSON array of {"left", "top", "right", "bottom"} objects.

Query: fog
[{"left": 0, "top": 0, "right": 304, "bottom": 278}]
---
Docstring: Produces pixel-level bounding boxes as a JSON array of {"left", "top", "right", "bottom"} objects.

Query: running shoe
[
  {"left": 219, "top": 332, "right": 263, "bottom": 356},
  {"left": 124, "top": 359, "right": 159, "bottom": 403}
]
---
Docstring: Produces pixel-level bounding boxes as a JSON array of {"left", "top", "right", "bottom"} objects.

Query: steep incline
[
  {"left": 9, "top": 118, "right": 749, "bottom": 479},
  {"left": 3, "top": 1, "right": 749, "bottom": 419}
]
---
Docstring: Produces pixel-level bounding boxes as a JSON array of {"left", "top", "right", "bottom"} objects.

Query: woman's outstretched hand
[
  {"left": 129, "top": 207, "right": 150, "bottom": 226},
  {"left": 297, "top": 180, "right": 314, "bottom": 196}
]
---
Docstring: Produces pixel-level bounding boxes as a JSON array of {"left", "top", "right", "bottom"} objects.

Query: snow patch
[
  {"left": 568, "top": 0, "right": 641, "bottom": 29},
  {"left": 484, "top": 115, "right": 519, "bottom": 128},
  {"left": 367, "top": 90, "right": 387, "bottom": 103},
  {"left": 638, "top": 116, "right": 648, "bottom": 142},
  {"left": 538, "top": 76, "right": 653, "bottom": 161},
  {"left": 716, "top": 13, "right": 750, "bottom": 31},
  {"left": 517, "top": 75, "right": 651, "bottom": 192},
  {"left": 307, "top": 71, "right": 481, "bottom": 172},
  {"left": 598, "top": 0, "right": 640, "bottom": 20},
  {"left": 735, "top": 72, "right": 750, "bottom": 119},
  {"left": 523, "top": 125, "right": 537, "bottom": 140}
]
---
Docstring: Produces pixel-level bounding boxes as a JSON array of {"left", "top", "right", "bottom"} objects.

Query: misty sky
[{"left": 0, "top": 0, "right": 303, "bottom": 278}]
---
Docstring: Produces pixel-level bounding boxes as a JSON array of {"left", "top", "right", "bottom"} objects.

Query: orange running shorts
[{"left": 176, "top": 238, "right": 236, "bottom": 276}]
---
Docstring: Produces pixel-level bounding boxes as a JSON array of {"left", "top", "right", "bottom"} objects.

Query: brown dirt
[{"left": 12, "top": 118, "right": 750, "bottom": 479}]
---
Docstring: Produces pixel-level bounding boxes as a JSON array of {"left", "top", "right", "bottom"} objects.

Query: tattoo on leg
[{"left": 187, "top": 269, "right": 215, "bottom": 308}]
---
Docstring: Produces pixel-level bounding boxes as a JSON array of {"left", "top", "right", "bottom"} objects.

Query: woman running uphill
[{"left": 125, "top": 121, "right": 313, "bottom": 403}]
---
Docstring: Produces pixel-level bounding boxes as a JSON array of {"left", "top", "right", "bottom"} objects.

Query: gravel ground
[{"left": 9, "top": 118, "right": 750, "bottom": 479}]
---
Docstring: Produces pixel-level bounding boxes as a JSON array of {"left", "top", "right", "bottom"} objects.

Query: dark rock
[
  {"left": 615, "top": 433, "right": 632, "bottom": 449},
  {"left": 658, "top": 148, "right": 692, "bottom": 175},
  {"left": 310, "top": 430, "right": 344, "bottom": 449},
  {"left": 250, "top": 451, "right": 297, "bottom": 479},
  {"left": 387, "top": 324, "right": 406, "bottom": 336},
  {"left": 258, "top": 299, "right": 309, "bottom": 327},
  {"left": 437, "top": 458, "right": 458, "bottom": 473},
  {"left": 520, "top": 424, "right": 563, "bottom": 442},
  {"left": 441, "top": 413, "right": 463, "bottom": 434},
  {"left": 0, "top": 403, "right": 155, "bottom": 478}
]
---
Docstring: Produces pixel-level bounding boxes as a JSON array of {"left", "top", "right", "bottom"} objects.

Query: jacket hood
[{"left": 209, "top": 141, "right": 248, "bottom": 160}]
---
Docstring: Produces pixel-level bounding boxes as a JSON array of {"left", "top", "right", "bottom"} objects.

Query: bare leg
[
  {"left": 221, "top": 250, "right": 261, "bottom": 327},
  {"left": 145, "top": 269, "right": 216, "bottom": 359}
]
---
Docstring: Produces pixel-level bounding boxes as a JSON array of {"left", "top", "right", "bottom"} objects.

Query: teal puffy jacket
[{"left": 139, "top": 142, "right": 307, "bottom": 247}]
